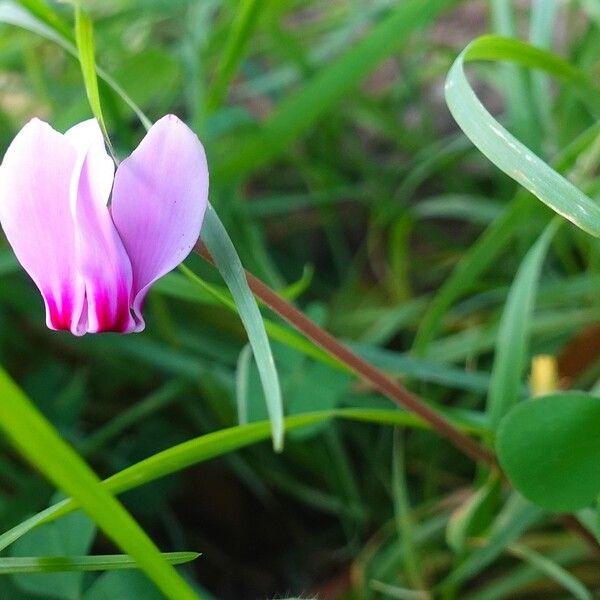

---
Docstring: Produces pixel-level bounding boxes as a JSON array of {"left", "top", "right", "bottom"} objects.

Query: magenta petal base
[{"left": 0, "top": 115, "right": 209, "bottom": 335}]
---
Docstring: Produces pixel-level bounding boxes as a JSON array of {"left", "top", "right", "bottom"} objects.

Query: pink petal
[
  {"left": 66, "top": 119, "right": 113, "bottom": 206},
  {"left": 67, "top": 119, "right": 136, "bottom": 333},
  {"left": 0, "top": 119, "right": 86, "bottom": 334},
  {"left": 111, "top": 115, "right": 209, "bottom": 330}
]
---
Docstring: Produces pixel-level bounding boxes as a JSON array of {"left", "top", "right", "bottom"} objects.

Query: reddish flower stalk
[
  {"left": 195, "top": 242, "right": 497, "bottom": 468},
  {"left": 197, "top": 243, "right": 600, "bottom": 557}
]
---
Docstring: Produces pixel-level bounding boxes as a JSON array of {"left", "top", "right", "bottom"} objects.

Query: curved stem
[{"left": 195, "top": 242, "right": 497, "bottom": 468}]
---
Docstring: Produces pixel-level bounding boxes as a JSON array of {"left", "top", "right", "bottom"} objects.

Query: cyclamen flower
[{"left": 0, "top": 115, "right": 208, "bottom": 335}]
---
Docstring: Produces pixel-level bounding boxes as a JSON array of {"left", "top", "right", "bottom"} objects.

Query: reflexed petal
[
  {"left": 0, "top": 119, "right": 86, "bottom": 334},
  {"left": 68, "top": 120, "right": 136, "bottom": 333},
  {"left": 111, "top": 114, "right": 209, "bottom": 330}
]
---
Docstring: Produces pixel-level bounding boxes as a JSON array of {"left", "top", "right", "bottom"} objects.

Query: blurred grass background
[{"left": 1, "top": 0, "right": 600, "bottom": 598}]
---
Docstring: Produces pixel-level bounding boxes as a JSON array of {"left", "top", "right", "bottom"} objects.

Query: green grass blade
[
  {"left": 0, "top": 552, "right": 198, "bottom": 574},
  {"left": 440, "top": 494, "right": 544, "bottom": 589},
  {"left": 201, "top": 206, "right": 284, "bottom": 451},
  {"left": 73, "top": 5, "right": 109, "bottom": 141},
  {"left": 413, "top": 193, "right": 537, "bottom": 355},
  {"left": 461, "top": 36, "right": 600, "bottom": 113},
  {"left": 487, "top": 220, "right": 559, "bottom": 429},
  {"left": 235, "top": 344, "right": 252, "bottom": 425},
  {"left": 369, "top": 581, "right": 429, "bottom": 600},
  {"left": 80, "top": 381, "right": 186, "bottom": 457},
  {"left": 204, "top": 0, "right": 262, "bottom": 113},
  {"left": 464, "top": 547, "right": 586, "bottom": 600},
  {"left": 0, "top": 369, "right": 200, "bottom": 600},
  {"left": 0, "top": 1, "right": 151, "bottom": 129},
  {"left": 413, "top": 39, "right": 600, "bottom": 355},
  {"left": 529, "top": 0, "right": 559, "bottom": 142},
  {"left": 177, "top": 263, "right": 344, "bottom": 370},
  {"left": 446, "top": 36, "right": 600, "bottom": 236},
  {"left": 212, "top": 0, "right": 459, "bottom": 181},
  {"left": 490, "top": 0, "right": 537, "bottom": 148},
  {"left": 4, "top": 0, "right": 288, "bottom": 453},
  {"left": 17, "top": 0, "right": 72, "bottom": 40},
  {"left": 508, "top": 543, "right": 592, "bottom": 600},
  {"left": 0, "top": 406, "right": 488, "bottom": 553},
  {"left": 392, "top": 430, "right": 423, "bottom": 589}
]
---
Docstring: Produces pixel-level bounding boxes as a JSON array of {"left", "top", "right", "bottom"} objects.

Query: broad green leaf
[
  {"left": 0, "top": 369, "right": 199, "bottom": 600},
  {"left": 497, "top": 393, "right": 600, "bottom": 511},
  {"left": 487, "top": 220, "right": 559, "bottom": 428},
  {"left": 245, "top": 341, "right": 351, "bottom": 438}
]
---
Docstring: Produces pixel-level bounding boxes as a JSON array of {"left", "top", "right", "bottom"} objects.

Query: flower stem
[{"left": 195, "top": 242, "right": 497, "bottom": 468}]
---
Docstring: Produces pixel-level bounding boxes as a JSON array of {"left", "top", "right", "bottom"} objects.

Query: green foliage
[
  {"left": 73, "top": 5, "right": 107, "bottom": 140},
  {"left": 487, "top": 220, "right": 559, "bottom": 428},
  {"left": 498, "top": 393, "right": 600, "bottom": 511},
  {"left": 1, "top": 0, "right": 600, "bottom": 598},
  {"left": 0, "top": 369, "right": 199, "bottom": 600}
]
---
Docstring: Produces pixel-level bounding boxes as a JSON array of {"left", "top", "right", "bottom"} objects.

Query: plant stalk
[{"left": 195, "top": 242, "right": 497, "bottom": 468}]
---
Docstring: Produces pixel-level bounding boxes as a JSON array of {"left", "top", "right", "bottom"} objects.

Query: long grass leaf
[
  {"left": 201, "top": 207, "right": 284, "bottom": 450},
  {"left": 487, "top": 220, "right": 559, "bottom": 428},
  {"left": 529, "top": 0, "right": 559, "bottom": 145},
  {"left": 0, "top": 1, "right": 151, "bottom": 129},
  {"left": 508, "top": 543, "right": 592, "bottom": 600},
  {"left": 0, "top": 406, "right": 488, "bottom": 553},
  {"left": 0, "top": 369, "right": 199, "bottom": 600},
  {"left": 446, "top": 36, "right": 600, "bottom": 235},
  {"left": 73, "top": 6, "right": 109, "bottom": 140},
  {"left": 413, "top": 38, "right": 600, "bottom": 354},
  {"left": 440, "top": 495, "right": 544, "bottom": 589},
  {"left": 0, "top": 552, "right": 198, "bottom": 574},
  {"left": 490, "top": 0, "right": 537, "bottom": 148},
  {"left": 212, "top": 0, "right": 459, "bottom": 181},
  {"left": 204, "top": 0, "right": 262, "bottom": 113}
]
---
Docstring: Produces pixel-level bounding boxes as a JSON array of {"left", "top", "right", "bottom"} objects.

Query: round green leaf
[{"left": 497, "top": 393, "right": 600, "bottom": 511}]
